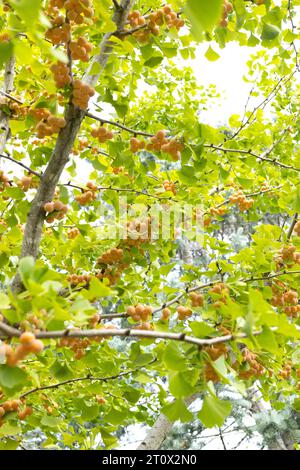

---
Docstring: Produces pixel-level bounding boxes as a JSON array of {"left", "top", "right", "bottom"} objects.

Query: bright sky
[{"left": 193, "top": 42, "right": 254, "bottom": 125}]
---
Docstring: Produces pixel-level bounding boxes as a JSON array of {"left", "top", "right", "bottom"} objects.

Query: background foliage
[{"left": 0, "top": 0, "right": 299, "bottom": 450}]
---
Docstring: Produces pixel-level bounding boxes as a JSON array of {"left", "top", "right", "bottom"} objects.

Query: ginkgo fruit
[
  {"left": 72, "top": 80, "right": 95, "bottom": 109},
  {"left": 51, "top": 62, "right": 72, "bottom": 88}
]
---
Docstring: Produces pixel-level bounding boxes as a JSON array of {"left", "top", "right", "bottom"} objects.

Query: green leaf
[
  {"left": 40, "top": 416, "right": 63, "bottom": 428},
  {"left": 205, "top": 46, "right": 220, "bottom": 62},
  {"left": 18, "top": 256, "right": 35, "bottom": 285},
  {"left": 293, "top": 187, "right": 300, "bottom": 212},
  {"left": 0, "top": 365, "right": 28, "bottom": 389},
  {"left": 0, "top": 423, "right": 20, "bottom": 437},
  {"left": 190, "top": 321, "right": 216, "bottom": 338},
  {"left": 82, "top": 277, "right": 112, "bottom": 300},
  {"left": 80, "top": 402, "right": 99, "bottom": 421},
  {"left": 163, "top": 343, "right": 186, "bottom": 371},
  {"left": 261, "top": 24, "right": 280, "bottom": 41},
  {"left": 198, "top": 395, "right": 231, "bottom": 428},
  {"left": 100, "top": 428, "right": 118, "bottom": 449},
  {"left": 162, "top": 399, "right": 194, "bottom": 423},
  {"left": 256, "top": 325, "right": 278, "bottom": 354},
  {"left": 0, "top": 41, "right": 14, "bottom": 67},
  {"left": 106, "top": 408, "right": 128, "bottom": 425},
  {"left": 169, "top": 372, "right": 194, "bottom": 397},
  {"left": 0, "top": 437, "right": 19, "bottom": 449},
  {"left": 0, "top": 293, "right": 10, "bottom": 309},
  {"left": 185, "top": 0, "right": 223, "bottom": 34},
  {"left": 144, "top": 56, "right": 164, "bottom": 68}
]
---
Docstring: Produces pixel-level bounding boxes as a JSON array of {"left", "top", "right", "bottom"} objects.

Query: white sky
[{"left": 193, "top": 43, "right": 254, "bottom": 125}]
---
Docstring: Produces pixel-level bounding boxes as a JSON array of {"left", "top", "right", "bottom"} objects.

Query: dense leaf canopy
[{"left": 0, "top": 0, "right": 300, "bottom": 450}]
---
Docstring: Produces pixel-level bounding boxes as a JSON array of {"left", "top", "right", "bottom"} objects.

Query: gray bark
[
  {"left": 0, "top": 56, "right": 15, "bottom": 156},
  {"left": 137, "top": 395, "right": 198, "bottom": 450}
]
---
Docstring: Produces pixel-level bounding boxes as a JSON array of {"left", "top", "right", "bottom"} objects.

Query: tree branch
[
  {"left": 83, "top": 0, "right": 135, "bottom": 88},
  {"left": 0, "top": 154, "right": 41, "bottom": 177},
  {"left": 0, "top": 320, "right": 280, "bottom": 347},
  {"left": 137, "top": 394, "right": 198, "bottom": 450},
  {"left": 204, "top": 133, "right": 300, "bottom": 172},
  {"left": 85, "top": 111, "right": 153, "bottom": 137},
  {"left": 11, "top": 0, "right": 136, "bottom": 293},
  {"left": 0, "top": 56, "right": 16, "bottom": 156},
  {"left": 287, "top": 213, "right": 298, "bottom": 240},
  {"left": 20, "top": 358, "right": 157, "bottom": 399}
]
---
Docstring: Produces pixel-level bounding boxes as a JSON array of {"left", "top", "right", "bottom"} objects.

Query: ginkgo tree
[{"left": 0, "top": 0, "right": 300, "bottom": 451}]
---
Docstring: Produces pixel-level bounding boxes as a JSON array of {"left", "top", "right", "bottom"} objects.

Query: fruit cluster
[
  {"left": 261, "top": 181, "right": 270, "bottom": 192},
  {"left": 91, "top": 126, "right": 114, "bottom": 143},
  {"left": 271, "top": 284, "right": 300, "bottom": 317},
  {"left": 96, "top": 395, "right": 107, "bottom": 405},
  {"left": 150, "top": 5, "right": 184, "bottom": 31},
  {"left": 43, "top": 200, "right": 68, "bottom": 222},
  {"left": 70, "top": 37, "right": 93, "bottom": 61},
  {"left": 163, "top": 180, "right": 176, "bottom": 194},
  {"left": 75, "top": 181, "right": 98, "bottom": 205},
  {"left": 0, "top": 32, "right": 10, "bottom": 42},
  {"left": 204, "top": 217, "right": 212, "bottom": 228},
  {"left": 210, "top": 206, "right": 227, "bottom": 217},
  {"left": 130, "top": 5, "right": 184, "bottom": 43},
  {"left": 205, "top": 343, "right": 228, "bottom": 361},
  {"left": 72, "top": 80, "right": 95, "bottom": 109},
  {"left": 204, "top": 343, "right": 228, "bottom": 382},
  {"left": 89, "top": 313, "right": 101, "bottom": 327},
  {"left": 146, "top": 130, "right": 184, "bottom": 161},
  {"left": 0, "top": 171, "right": 10, "bottom": 192},
  {"left": 0, "top": 97, "right": 28, "bottom": 119},
  {"left": 294, "top": 220, "right": 300, "bottom": 236},
  {"left": 126, "top": 305, "right": 153, "bottom": 323},
  {"left": 130, "top": 137, "right": 146, "bottom": 153},
  {"left": 279, "top": 361, "right": 293, "bottom": 379},
  {"left": 65, "top": 0, "right": 94, "bottom": 24},
  {"left": 97, "top": 248, "right": 124, "bottom": 265},
  {"left": 112, "top": 166, "right": 128, "bottom": 175},
  {"left": 20, "top": 312, "right": 45, "bottom": 333},
  {"left": 0, "top": 399, "right": 32, "bottom": 422},
  {"left": 237, "top": 348, "right": 264, "bottom": 380},
  {"left": 96, "top": 267, "right": 123, "bottom": 286},
  {"left": 77, "top": 138, "right": 89, "bottom": 150},
  {"left": 219, "top": 1, "right": 233, "bottom": 27},
  {"left": 189, "top": 292, "right": 204, "bottom": 307},
  {"left": 67, "top": 227, "right": 80, "bottom": 239},
  {"left": 51, "top": 61, "right": 72, "bottom": 88},
  {"left": 36, "top": 114, "right": 66, "bottom": 138},
  {"left": 58, "top": 325, "right": 116, "bottom": 358},
  {"left": 128, "top": 10, "right": 146, "bottom": 27},
  {"left": 210, "top": 283, "right": 230, "bottom": 309},
  {"left": 46, "top": 17, "right": 71, "bottom": 44},
  {"left": 177, "top": 305, "right": 192, "bottom": 320},
  {"left": 29, "top": 107, "right": 50, "bottom": 121},
  {"left": 67, "top": 273, "right": 91, "bottom": 286},
  {"left": 161, "top": 307, "right": 171, "bottom": 321},
  {"left": 17, "top": 175, "right": 38, "bottom": 192},
  {"left": 0, "top": 399, "right": 21, "bottom": 416},
  {"left": 229, "top": 190, "right": 254, "bottom": 212},
  {"left": 125, "top": 217, "right": 152, "bottom": 245},
  {"left": 275, "top": 245, "right": 300, "bottom": 269},
  {"left": 58, "top": 335, "right": 91, "bottom": 359},
  {"left": 1, "top": 333, "right": 43, "bottom": 367}
]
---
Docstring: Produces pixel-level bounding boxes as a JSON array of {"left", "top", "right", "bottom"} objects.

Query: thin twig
[
  {"left": 85, "top": 111, "right": 153, "bottom": 137},
  {"left": 0, "top": 154, "right": 41, "bottom": 177},
  {"left": 20, "top": 358, "right": 157, "bottom": 399},
  {"left": 287, "top": 213, "right": 298, "bottom": 240}
]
